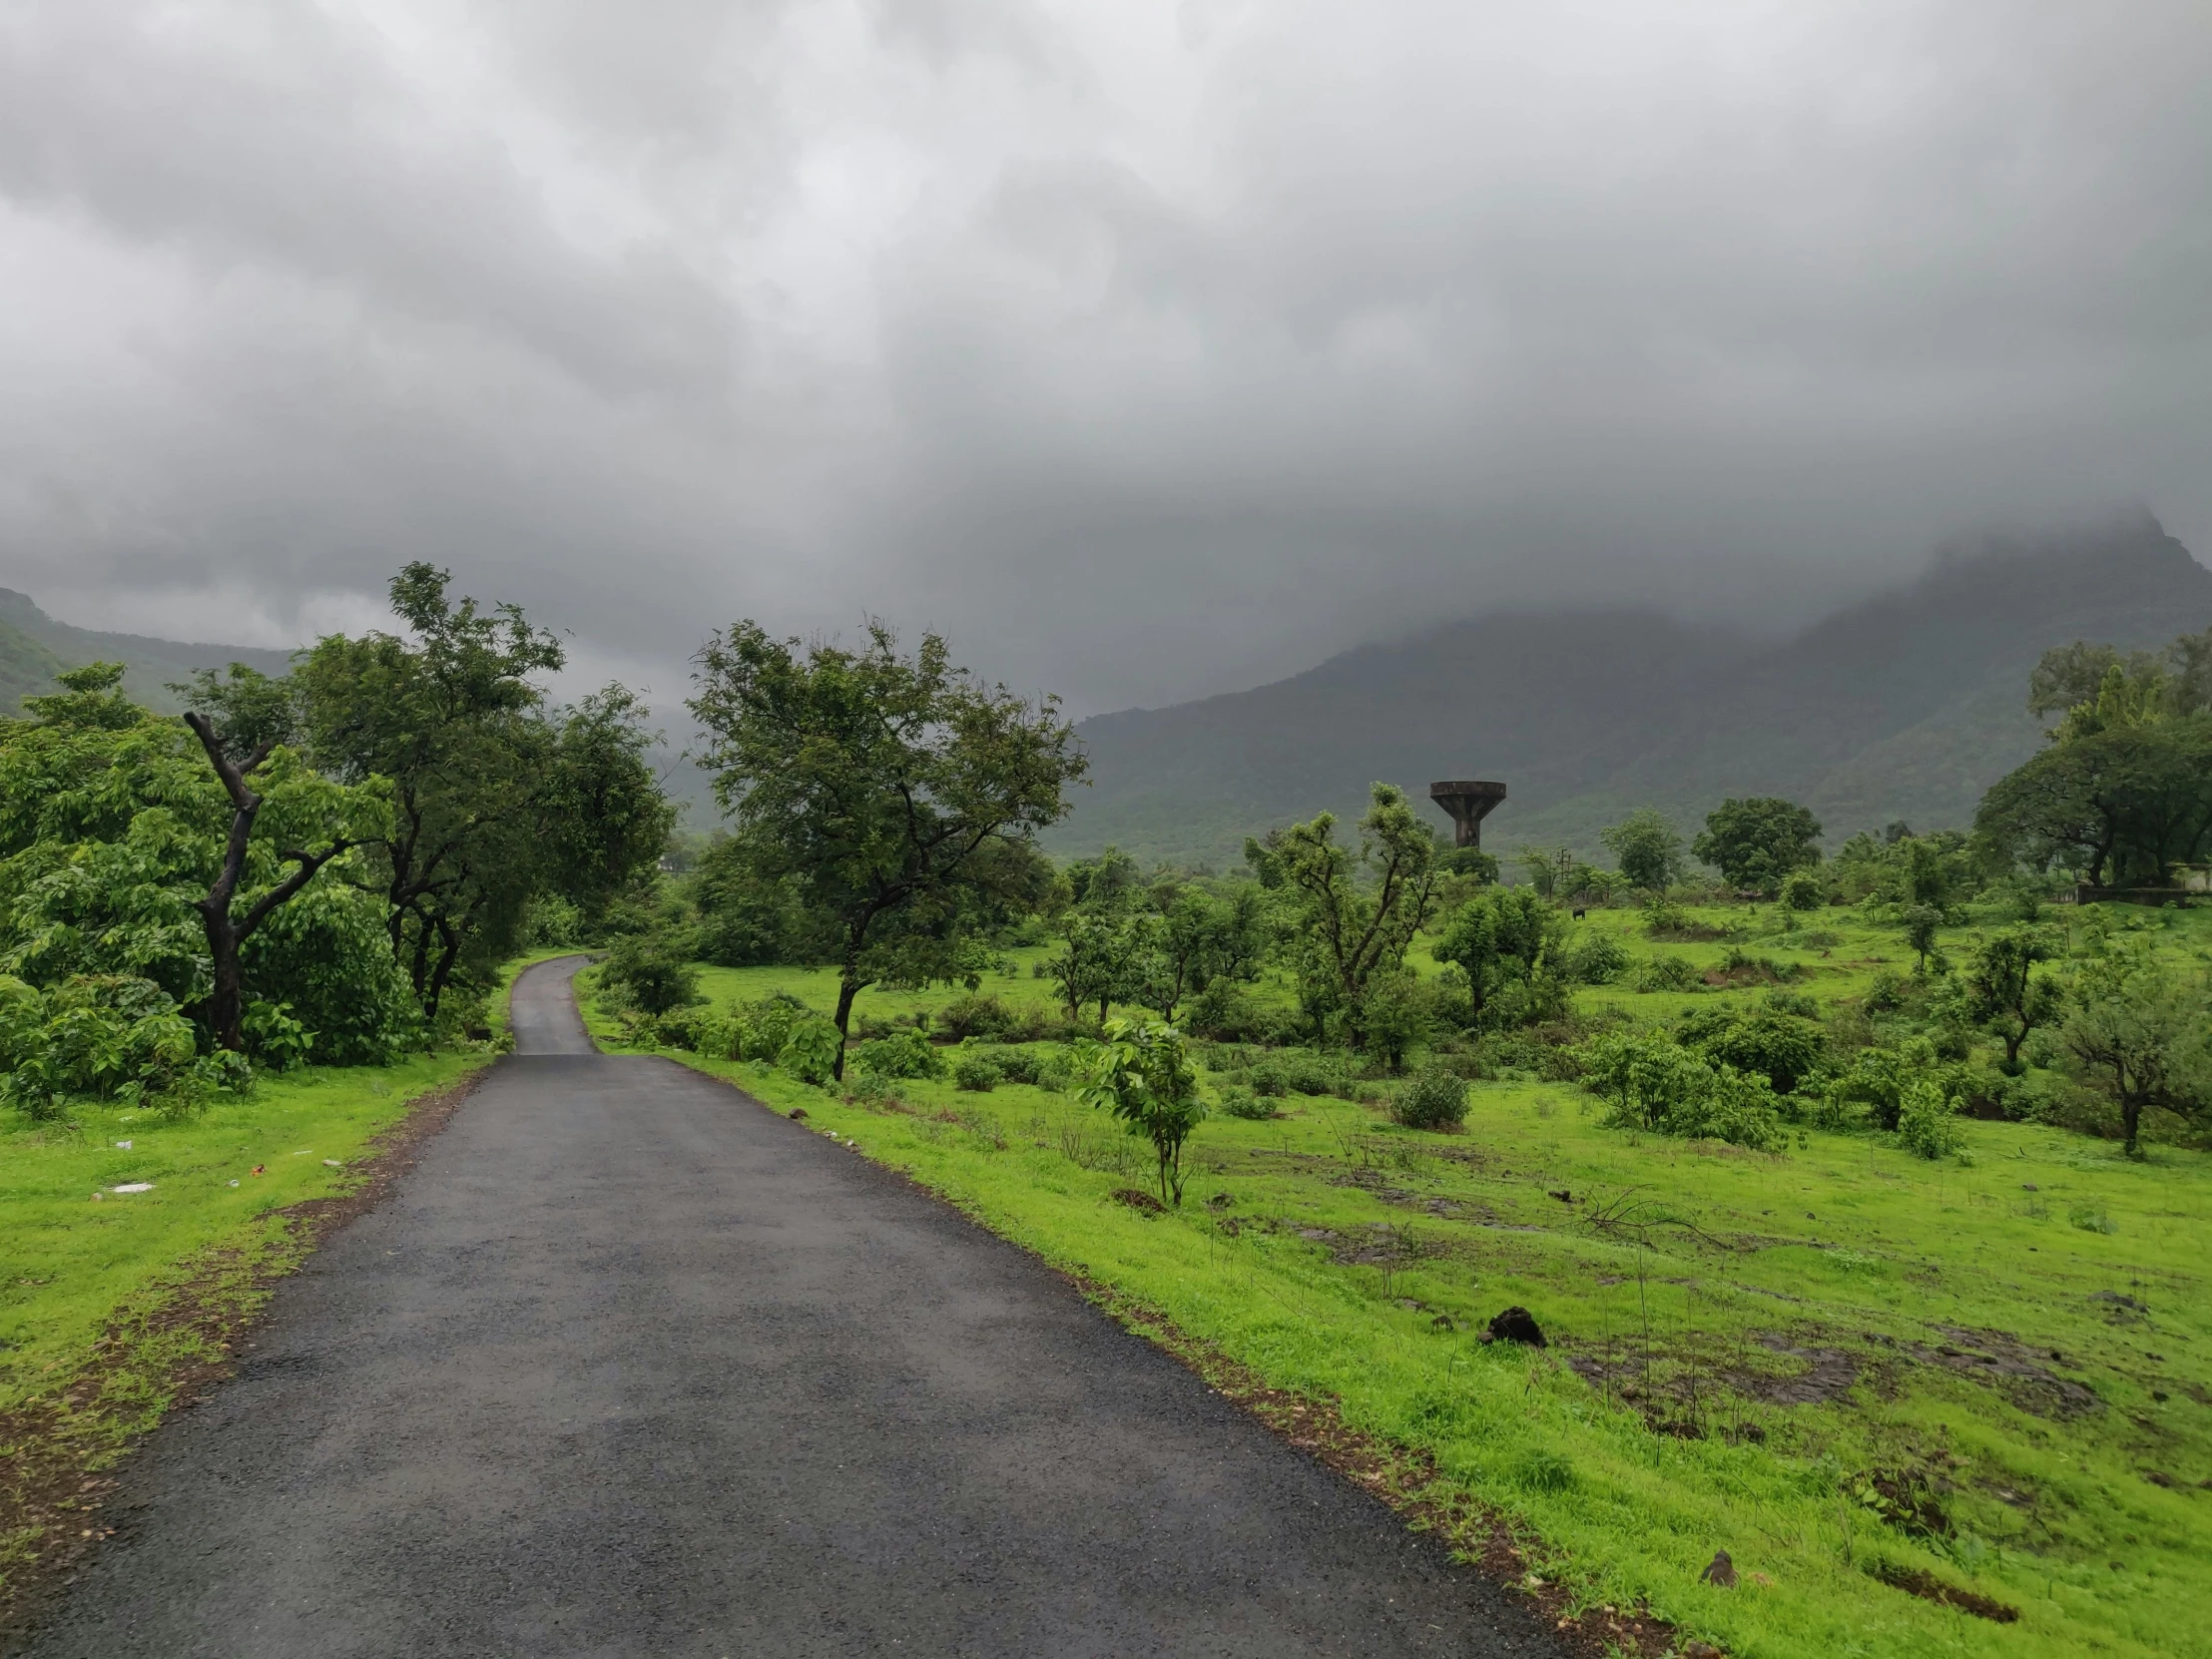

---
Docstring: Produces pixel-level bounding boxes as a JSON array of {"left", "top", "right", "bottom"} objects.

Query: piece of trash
[
  {"left": 91, "top": 1192, "right": 103, "bottom": 1202},
  {"left": 252, "top": 1165, "right": 265, "bottom": 1176},
  {"left": 115, "top": 1140, "right": 133, "bottom": 1150},
  {"left": 110, "top": 1183, "right": 155, "bottom": 1194},
  {"left": 229, "top": 1180, "right": 241, "bottom": 1188},
  {"left": 1700, "top": 1549, "right": 1737, "bottom": 1588},
  {"left": 323, "top": 1159, "right": 341, "bottom": 1168},
  {"left": 293, "top": 1149, "right": 311, "bottom": 1156}
]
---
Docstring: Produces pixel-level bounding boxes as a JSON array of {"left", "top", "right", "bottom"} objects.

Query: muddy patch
[{"left": 1896, "top": 1326, "right": 2103, "bottom": 1419}]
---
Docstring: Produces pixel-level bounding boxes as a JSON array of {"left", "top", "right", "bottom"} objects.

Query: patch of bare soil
[
  {"left": 1889, "top": 1326, "right": 2104, "bottom": 1419},
  {"left": 0, "top": 1067, "right": 487, "bottom": 1637},
  {"left": 1870, "top": 1561, "right": 2019, "bottom": 1623},
  {"left": 1064, "top": 1273, "right": 1696, "bottom": 1659}
]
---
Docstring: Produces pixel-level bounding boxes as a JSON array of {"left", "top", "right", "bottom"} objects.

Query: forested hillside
[
  {"left": 0, "top": 589, "right": 294, "bottom": 714},
  {"left": 1056, "top": 516, "right": 2212, "bottom": 865}
]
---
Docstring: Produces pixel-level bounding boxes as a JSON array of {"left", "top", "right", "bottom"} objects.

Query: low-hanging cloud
[{"left": 2, "top": 0, "right": 2207, "bottom": 714}]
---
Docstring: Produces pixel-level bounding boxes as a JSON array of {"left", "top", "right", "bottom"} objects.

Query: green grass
[
  {"left": 588, "top": 899, "right": 2212, "bottom": 1659},
  {"left": 0, "top": 1052, "right": 483, "bottom": 1418}
]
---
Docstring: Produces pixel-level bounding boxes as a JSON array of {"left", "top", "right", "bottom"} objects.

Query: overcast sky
[{"left": 2, "top": 0, "right": 2208, "bottom": 715}]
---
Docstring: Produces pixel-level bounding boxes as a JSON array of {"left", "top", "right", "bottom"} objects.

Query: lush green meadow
[{"left": 582, "top": 897, "right": 2212, "bottom": 1659}]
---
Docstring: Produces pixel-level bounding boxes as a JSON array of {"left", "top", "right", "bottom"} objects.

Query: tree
[
  {"left": 1983, "top": 627, "right": 2212, "bottom": 889},
  {"left": 1601, "top": 808, "right": 1685, "bottom": 891},
  {"left": 690, "top": 620, "right": 1084, "bottom": 1077},
  {"left": 296, "top": 566, "right": 665, "bottom": 1020},
  {"left": 0, "top": 664, "right": 398, "bottom": 1062},
  {"left": 1975, "top": 718, "right": 2212, "bottom": 887},
  {"left": 1965, "top": 927, "right": 2059, "bottom": 1071},
  {"left": 1901, "top": 903, "right": 1942, "bottom": 974},
  {"left": 179, "top": 669, "right": 382, "bottom": 1051},
  {"left": 1692, "top": 798, "right": 1823, "bottom": 895},
  {"left": 2062, "top": 946, "right": 2209, "bottom": 1155},
  {"left": 1081, "top": 1017, "right": 1206, "bottom": 1207},
  {"left": 1047, "top": 910, "right": 1132, "bottom": 1027},
  {"left": 1432, "top": 884, "right": 1568, "bottom": 1029},
  {"left": 1263, "top": 784, "right": 1439, "bottom": 1050}
]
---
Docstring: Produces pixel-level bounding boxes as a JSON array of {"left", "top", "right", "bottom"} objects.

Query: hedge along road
[{"left": 14, "top": 957, "right": 1570, "bottom": 1658}]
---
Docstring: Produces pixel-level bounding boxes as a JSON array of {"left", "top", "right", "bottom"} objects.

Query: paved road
[{"left": 16, "top": 957, "right": 1565, "bottom": 1657}]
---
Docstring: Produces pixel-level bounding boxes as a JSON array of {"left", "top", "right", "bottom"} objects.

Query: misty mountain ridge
[
  {"left": 0, "top": 588, "right": 295, "bottom": 715},
  {"left": 1052, "top": 515, "right": 2212, "bottom": 867}
]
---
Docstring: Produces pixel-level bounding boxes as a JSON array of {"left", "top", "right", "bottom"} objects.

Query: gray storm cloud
[{"left": 1, "top": 0, "right": 2207, "bottom": 713}]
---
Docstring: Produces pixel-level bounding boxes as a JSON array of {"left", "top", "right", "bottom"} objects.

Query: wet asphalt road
[{"left": 15, "top": 956, "right": 1566, "bottom": 1658}]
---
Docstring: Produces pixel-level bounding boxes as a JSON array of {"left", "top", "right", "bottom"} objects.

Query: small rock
[
  {"left": 1701, "top": 1549, "right": 1737, "bottom": 1588},
  {"left": 2144, "top": 1470, "right": 2177, "bottom": 1487},
  {"left": 1683, "top": 1643, "right": 1725, "bottom": 1659},
  {"left": 2021, "top": 1183, "right": 2038, "bottom": 1191},
  {"left": 789, "top": 1108, "right": 808, "bottom": 1121},
  {"left": 1485, "top": 1306, "right": 1546, "bottom": 1347},
  {"left": 1547, "top": 1188, "right": 1573, "bottom": 1203}
]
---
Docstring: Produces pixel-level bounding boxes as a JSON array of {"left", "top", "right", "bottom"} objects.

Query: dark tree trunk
[
  {"left": 831, "top": 973, "right": 860, "bottom": 1081},
  {"left": 184, "top": 715, "right": 351, "bottom": 1052}
]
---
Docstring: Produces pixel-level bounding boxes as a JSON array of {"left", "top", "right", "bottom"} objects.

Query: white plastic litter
[
  {"left": 110, "top": 1183, "right": 154, "bottom": 1194},
  {"left": 322, "top": 1159, "right": 341, "bottom": 1168},
  {"left": 228, "top": 1180, "right": 241, "bottom": 1188},
  {"left": 115, "top": 1139, "right": 132, "bottom": 1149}
]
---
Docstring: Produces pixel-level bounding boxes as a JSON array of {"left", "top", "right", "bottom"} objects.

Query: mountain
[
  {"left": 0, "top": 590, "right": 296, "bottom": 715},
  {"left": 1053, "top": 515, "right": 2212, "bottom": 867}
]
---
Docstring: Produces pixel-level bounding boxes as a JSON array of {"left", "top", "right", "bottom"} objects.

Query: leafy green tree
[
  {"left": 1433, "top": 884, "right": 1567, "bottom": 1028},
  {"left": 1902, "top": 903, "right": 1942, "bottom": 974},
  {"left": 1263, "top": 784, "right": 1439, "bottom": 1050},
  {"left": 1984, "top": 626, "right": 2212, "bottom": 888},
  {"left": 296, "top": 565, "right": 669, "bottom": 1019},
  {"left": 2062, "top": 945, "right": 2210, "bottom": 1156},
  {"left": 1691, "top": 798, "right": 1823, "bottom": 895},
  {"left": 1600, "top": 808, "right": 1685, "bottom": 891},
  {"left": 1080, "top": 1016, "right": 1206, "bottom": 1206},
  {"left": 1965, "top": 927, "right": 2059, "bottom": 1071},
  {"left": 1975, "top": 718, "right": 2212, "bottom": 887},
  {"left": 690, "top": 620, "right": 1083, "bottom": 1077},
  {"left": 1047, "top": 910, "right": 1133, "bottom": 1027}
]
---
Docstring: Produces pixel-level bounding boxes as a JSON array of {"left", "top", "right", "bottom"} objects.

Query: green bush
[
  {"left": 938, "top": 993, "right": 1012, "bottom": 1041},
  {"left": 1392, "top": 1064, "right": 1469, "bottom": 1131},
  {"left": 951, "top": 1051, "right": 1003, "bottom": 1092},
  {"left": 1217, "top": 1086, "right": 1278, "bottom": 1120},
  {"left": 1676, "top": 1005, "right": 1827, "bottom": 1095},
  {"left": 1779, "top": 870, "right": 1826, "bottom": 911},
  {"left": 1565, "top": 931, "right": 1628, "bottom": 985},
  {"left": 1631, "top": 954, "right": 1701, "bottom": 993},
  {"left": 854, "top": 1028, "right": 945, "bottom": 1080},
  {"left": 1896, "top": 1077, "right": 1964, "bottom": 1159},
  {"left": 600, "top": 933, "right": 702, "bottom": 1016},
  {"left": 776, "top": 1015, "right": 842, "bottom": 1085}
]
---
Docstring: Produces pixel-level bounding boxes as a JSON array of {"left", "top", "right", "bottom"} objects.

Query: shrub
[
  {"left": 1392, "top": 1065, "right": 1469, "bottom": 1131},
  {"left": 854, "top": 1029, "right": 945, "bottom": 1080},
  {"left": 1632, "top": 954, "right": 1701, "bottom": 993},
  {"left": 990, "top": 1047, "right": 1044, "bottom": 1086},
  {"left": 1217, "top": 1086, "right": 1279, "bottom": 1121},
  {"left": 1677, "top": 1006, "right": 1827, "bottom": 1095},
  {"left": 600, "top": 933, "right": 702, "bottom": 1016},
  {"left": 1566, "top": 932, "right": 1629, "bottom": 985},
  {"left": 951, "top": 1051, "right": 1003, "bottom": 1092},
  {"left": 733, "top": 993, "right": 811, "bottom": 1062},
  {"left": 776, "top": 1016, "right": 842, "bottom": 1085},
  {"left": 1896, "top": 1077, "right": 1964, "bottom": 1159},
  {"left": 938, "top": 993, "right": 1013, "bottom": 1041},
  {"left": 1779, "top": 870, "right": 1826, "bottom": 912}
]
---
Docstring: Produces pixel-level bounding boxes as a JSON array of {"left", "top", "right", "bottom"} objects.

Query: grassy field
[{"left": 582, "top": 898, "right": 2212, "bottom": 1659}]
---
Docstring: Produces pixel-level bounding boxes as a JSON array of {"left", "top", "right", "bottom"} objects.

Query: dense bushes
[{"left": 1392, "top": 1064, "right": 1469, "bottom": 1131}]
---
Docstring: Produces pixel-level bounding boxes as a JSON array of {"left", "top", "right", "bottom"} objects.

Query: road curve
[{"left": 14, "top": 958, "right": 1568, "bottom": 1658}]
